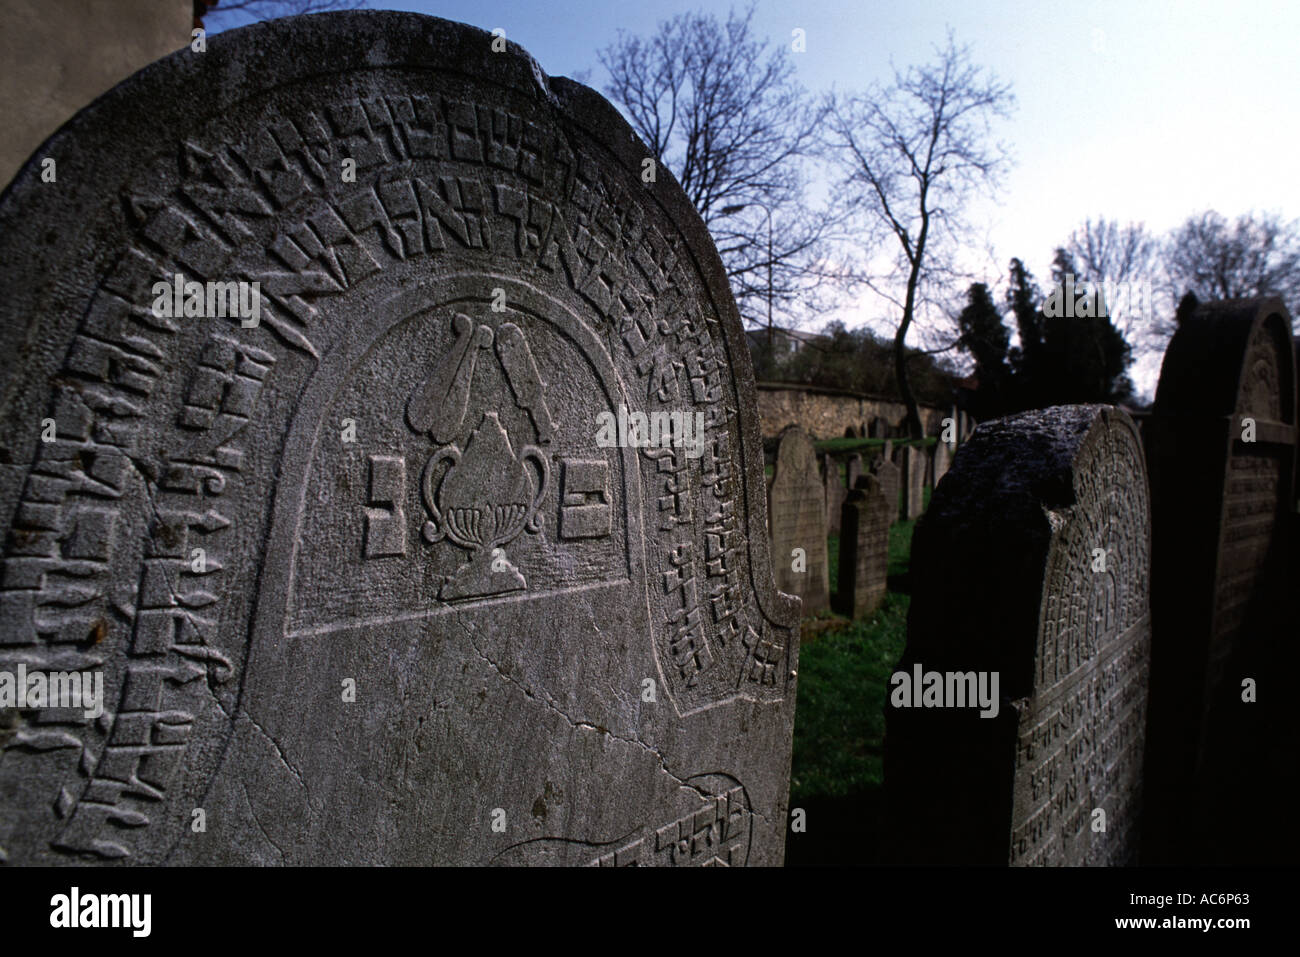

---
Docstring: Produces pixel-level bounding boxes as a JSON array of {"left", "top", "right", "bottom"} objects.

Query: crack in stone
[
  {"left": 243, "top": 711, "right": 309, "bottom": 801},
  {"left": 240, "top": 777, "right": 286, "bottom": 865},
  {"left": 450, "top": 616, "right": 712, "bottom": 803}
]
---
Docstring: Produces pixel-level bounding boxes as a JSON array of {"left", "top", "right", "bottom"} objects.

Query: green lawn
[{"left": 789, "top": 486, "right": 929, "bottom": 803}]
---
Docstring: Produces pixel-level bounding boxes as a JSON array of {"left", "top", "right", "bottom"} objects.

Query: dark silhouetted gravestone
[
  {"left": 824, "top": 453, "right": 845, "bottom": 536},
  {"left": 0, "top": 12, "right": 800, "bottom": 866},
  {"left": 870, "top": 457, "right": 899, "bottom": 527},
  {"left": 1142, "top": 298, "right": 1297, "bottom": 864},
  {"left": 769, "top": 427, "right": 828, "bottom": 615},
  {"left": 836, "top": 475, "right": 890, "bottom": 619},
  {"left": 886, "top": 406, "right": 1151, "bottom": 865}
]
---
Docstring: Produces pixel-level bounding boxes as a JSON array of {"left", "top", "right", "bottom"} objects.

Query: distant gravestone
[
  {"left": 769, "top": 427, "right": 829, "bottom": 615},
  {"left": 1142, "top": 298, "right": 1297, "bottom": 863},
  {"left": 846, "top": 453, "right": 863, "bottom": 490},
  {"left": 902, "top": 446, "right": 924, "bottom": 519},
  {"left": 836, "top": 475, "right": 890, "bottom": 619},
  {"left": 0, "top": 12, "right": 800, "bottom": 865},
  {"left": 886, "top": 406, "right": 1152, "bottom": 865},
  {"left": 932, "top": 440, "right": 952, "bottom": 487},
  {"left": 870, "top": 457, "right": 900, "bottom": 526},
  {"left": 824, "top": 453, "right": 845, "bottom": 536}
]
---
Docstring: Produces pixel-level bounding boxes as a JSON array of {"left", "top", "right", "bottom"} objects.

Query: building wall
[
  {"left": 756, "top": 383, "right": 949, "bottom": 439},
  {"left": 1, "top": 0, "right": 192, "bottom": 187}
]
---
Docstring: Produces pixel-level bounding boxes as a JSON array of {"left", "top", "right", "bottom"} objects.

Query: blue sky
[{"left": 214, "top": 1, "right": 1299, "bottom": 395}]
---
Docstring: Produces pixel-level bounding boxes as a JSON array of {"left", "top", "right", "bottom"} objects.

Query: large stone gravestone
[
  {"left": 769, "top": 427, "right": 829, "bottom": 615},
  {"left": 1142, "top": 298, "right": 1297, "bottom": 863},
  {"left": 836, "top": 475, "right": 890, "bottom": 619},
  {"left": 870, "top": 456, "right": 899, "bottom": 526},
  {"left": 824, "top": 453, "right": 845, "bottom": 536},
  {"left": 0, "top": 12, "right": 801, "bottom": 866},
  {"left": 886, "top": 406, "right": 1152, "bottom": 865}
]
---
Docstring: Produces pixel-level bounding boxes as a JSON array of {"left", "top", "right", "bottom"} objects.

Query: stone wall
[
  {"left": 756, "top": 382, "right": 948, "bottom": 439},
  {"left": 0, "top": 0, "right": 192, "bottom": 186}
]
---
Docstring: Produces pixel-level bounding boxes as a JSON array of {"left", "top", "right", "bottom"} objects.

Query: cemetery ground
[{"left": 784, "top": 479, "right": 930, "bottom": 866}]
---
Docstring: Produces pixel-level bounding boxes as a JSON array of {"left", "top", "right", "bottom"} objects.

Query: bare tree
[
  {"left": 200, "top": 0, "right": 364, "bottom": 31},
  {"left": 823, "top": 32, "right": 1014, "bottom": 437},
  {"left": 598, "top": 5, "right": 847, "bottom": 362},
  {"left": 1064, "top": 218, "right": 1158, "bottom": 339},
  {"left": 1163, "top": 210, "right": 1300, "bottom": 332}
]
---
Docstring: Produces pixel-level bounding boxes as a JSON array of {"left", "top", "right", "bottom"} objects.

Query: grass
[{"left": 788, "top": 488, "right": 929, "bottom": 804}]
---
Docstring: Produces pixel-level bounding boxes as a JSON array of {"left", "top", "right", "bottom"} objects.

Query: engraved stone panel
[
  {"left": 0, "top": 12, "right": 800, "bottom": 865},
  {"left": 836, "top": 475, "right": 890, "bottom": 619},
  {"left": 885, "top": 406, "right": 1152, "bottom": 865},
  {"left": 1141, "top": 298, "right": 1296, "bottom": 863},
  {"left": 768, "top": 427, "right": 828, "bottom": 615}
]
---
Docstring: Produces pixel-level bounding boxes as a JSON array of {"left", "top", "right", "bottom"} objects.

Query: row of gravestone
[
  {"left": 887, "top": 297, "right": 1297, "bottom": 865},
  {"left": 769, "top": 431, "right": 951, "bottom": 621},
  {"left": 0, "top": 12, "right": 1293, "bottom": 868}
]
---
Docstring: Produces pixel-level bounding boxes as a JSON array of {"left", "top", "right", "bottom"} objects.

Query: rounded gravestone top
[{"left": 0, "top": 12, "right": 798, "bottom": 865}]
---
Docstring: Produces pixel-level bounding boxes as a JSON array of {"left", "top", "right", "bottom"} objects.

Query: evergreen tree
[{"left": 956, "top": 282, "right": 1011, "bottom": 419}]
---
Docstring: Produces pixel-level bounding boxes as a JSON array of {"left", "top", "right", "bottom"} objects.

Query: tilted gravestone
[
  {"left": 836, "top": 475, "right": 890, "bottom": 619},
  {"left": 1141, "top": 298, "right": 1297, "bottom": 863},
  {"left": 769, "top": 427, "right": 829, "bottom": 615},
  {"left": 824, "top": 453, "right": 845, "bottom": 536},
  {"left": 870, "top": 456, "right": 899, "bottom": 527},
  {"left": 886, "top": 406, "right": 1152, "bottom": 865},
  {"left": 0, "top": 12, "right": 801, "bottom": 866}
]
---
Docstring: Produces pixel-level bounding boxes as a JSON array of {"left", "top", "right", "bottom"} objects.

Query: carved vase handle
[
  {"left": 420, "top": 446, "right": 461, "bottom": 543},
  {"left": 520, "top": 445, "right": 549, "bottom": 534}
]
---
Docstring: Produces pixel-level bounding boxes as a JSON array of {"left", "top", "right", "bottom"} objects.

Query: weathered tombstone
[
  {"left": 870, "top": 456, "right": 900, "bottom": 526},
  {"left": 843, "top": 425, "right": 858, "bottom": 439},
  {"left": 932, "top": 439, "right": 952, "bottom": 487},
  {"left": 836, "top": 475, "right": 890, "bottom": 619},
  {"left": 1142, "top": 298, "right": 1297, "bottom": 864},
  {"left": 901, "top": 446, "right": 924, "bottom": 519},
  {"left": 869, "top": 417, "right": 888, "bottom": 439},
  {"left": 886, "top": 405, "right": 1152, "bottom": 865},
  {"left": 0, "top": 12, "right": 801, "bottom": 866},
  {"left": 824, "top": 453, "right": 845, "bottom": 536},
  {"left": 769, "top": 427, "right": 829, "bottom": 615},
  {"left": 846, "top": 453, "right": 863, "bottom": 490}
]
